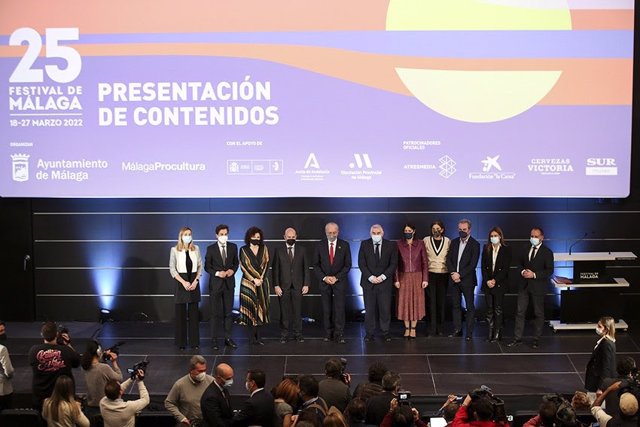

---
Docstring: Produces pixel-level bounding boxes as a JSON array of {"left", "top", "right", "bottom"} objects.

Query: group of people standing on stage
[{"left": 168, "top": 218, "right": 555, "bottom": 349}]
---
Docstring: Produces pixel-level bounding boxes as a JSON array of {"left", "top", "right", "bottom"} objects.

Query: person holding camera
[
  {"left": 42, "top": 375, "right": 90, "bottom": 427},
  {"left": 100, "top": 368, "right": 150, "bottom": 427},
  {"left": 380, "top": 397, "right": 427, "bottom": 427},
  {"left": 366, "top": 372, "right": 402, "bottom": 426},
  {"left": 591, "top": 380, "right": 639, "bottom": 427},
  {"left": 29, "top": 321, "right": 80, "bottom": 410},
  {"left": 451, "top": 393, "right": 504, "bottom": 427},
  {"left": 601, "top": 356, "right": 638, "bottom": 418},
  {"left": 319, "top": 358, "right": 352, "bottom": 412},
  {"left": 80, "top": 340, "right": 123, "bottom": 411},
  {"left": 164, "top": 355, "right": 214, "bottom": 426}
]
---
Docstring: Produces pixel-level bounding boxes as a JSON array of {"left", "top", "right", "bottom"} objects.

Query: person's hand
[
  {"left": 106, "top": 350, "right": 117, "bottom": 361},
  {"left": 463, "top": 394, "right": 472, "bottom": 407},
  {"left": 290, "top": 414, "right": 299, "bottom": 427},
  {"left": 275, "top": 286, "right": 283, "bottom": 296},
  {"left": 302, "top": 286, "right": 309, "bottom": 295},
  {"left": 190, "top": 279, "right": 199, "bottom": 290},
  {"left": 451, "top": 272, "right": 461, "bottom": 282},
  {"left": 522, "top": 269, "right": 534, "bottom": 279},
  {"left": 180, "top": 417, "right": 191, "bottom": 425},
  {"left": 394, "top": 282, "right": 400, "bottom": 289},
  {"left": 343, "top": 373, "right": 351, "bottom": 385},
  {"left": 253, "top": 278, "right": 263, "bottom": 286},
  {"left": 389, "top": 398, "right": 398, "bottom": 412},
  {"left": 225, "top": 269, "right": 234, "bottom": 277},
  {"left": 136, "top": 369, "right": 145, "bottom": 380},
  {"left": 422, "top": 281, "right": 428, "bottom": 289},
  {"left": 447, "top": 394, "right": 458, "bottom": 403},
  {"left": 412, "top": 407, "right": 420, "bottom": 421},
  {"left": 487, "top": 279, "right": 495, "bottom": 288}
]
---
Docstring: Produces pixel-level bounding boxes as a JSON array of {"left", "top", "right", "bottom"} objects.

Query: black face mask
[
  {"left": 250, "top": 239, "right": 261, "bottom": 246},
  {"left": 286, "top": 239, "right": 296, "bottom": 246},
  {"left": 459, "top": 230, "right": 468, "bottom": 239},
  {"left": 403, "top": 232, "right": 414, "bottom": 240},
  {"left": 0, "top": 333, "right": 7, "bottom": 342}
]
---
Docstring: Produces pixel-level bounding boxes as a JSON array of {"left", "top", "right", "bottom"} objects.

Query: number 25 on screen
[{"left": 9, "top": 27, "right": 81, "bottom": 84}]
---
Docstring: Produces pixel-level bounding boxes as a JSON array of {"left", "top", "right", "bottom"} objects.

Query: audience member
[
  {"left": 0, "top": 320, "right": 14, "bottom": 411},
  {"left": 353, "top": 362, "right": 387, "bottom": 401},
  {"left": 323, "top": 406, "right": 348, "bottom": 427},
  {"left": 452, "top": 392, "right": 505, "bottom": 427},
  {"left": 80, "top": 340, "right": 122, "bottom": 410},
  {"left": 29, "top": 321, "right": 80, "bottom": 410},
  {"left": 298, "top": 374, "right": 329, "bottom": 426},
  {"left": 591, "top": 381, "right": 639, "bottom": 427},
  {"left": 200, "top": 362, "right": 235, "bottom": 427},
  {"left": 344, "top": 398, "right": 377, "bottom": 427},
  {"left": 42, "top": 375, "right": 90, "bottom": 427},
  {"left": 273, "top": 377, "right": 300, "bottom": 427},
  {"left": 379, "top": 398, "right": 427, "bottom": 427},
  {"left": 523, "top": 401, "right": 558, "bottom": 427},
  {"left": 164, "top": 354, "right": 214, "bottom": 425},
  {"left": 232, "top": 368, "right": 275, "bottom": 427},
  {"left": 365, "top": 371, "right": 401, "bottom": 426},
  {"left": 99, "top": 368, "right": 149, "bottom": 427},
  {"left": 318, "top": 358, "right": 351, "bottom": 412},
  {"left": 570, "top": 391, "right": 591, "bottom": 411},
  {"left": 602, "top": 356, "right": 638, "bottom": 417}
]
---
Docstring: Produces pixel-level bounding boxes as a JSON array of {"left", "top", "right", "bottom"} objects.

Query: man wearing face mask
[
  {"left": 446, "top": 219, "right": 480, "bottom": 341},
  {"left": 0, "top": 321, "right": 14, "bottom": 411},
  {"left": 165, "top": 355, "right": 214, "bottom": 426},
  {"left": 358, "top": 224, "right": 398, "bottom": 342},
  {"left": 272, "top": 227, "right": 310, "bottom": 343},
  {"left": 232, "top": 369, "right": 274, "bottom": 427},
  {"left": 508, "top": 227, "right": 554, "bottom": 349},
  {"left": 200, "top": 362, "right": 235, "bottom": 427},
  {"left": 313, "top": 222, "right": 352, "bottom": 344},
  {"left": 205, "top": 224, "right": 240, "bottom": 350}
]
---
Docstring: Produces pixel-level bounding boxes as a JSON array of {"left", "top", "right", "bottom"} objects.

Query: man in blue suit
[
  {"left": 446, "top": 218, "right": 480, "bottom": 341},
  {"left": 313, "top": 222, "right": 352, "bottom": 344}
]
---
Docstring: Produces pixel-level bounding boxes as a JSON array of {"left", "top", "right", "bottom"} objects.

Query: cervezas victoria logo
[{"left": 11, "top": 153, "right": 30, "bottom": 182}]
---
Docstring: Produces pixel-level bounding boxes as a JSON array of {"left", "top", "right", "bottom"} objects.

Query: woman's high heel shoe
[{"left": 409, "top": 327, "right": 416, "bottom": 340}]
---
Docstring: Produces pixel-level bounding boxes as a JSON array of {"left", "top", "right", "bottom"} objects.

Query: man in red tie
[{"left": 313, "top": 222, "right": 352, "bottom": 344}]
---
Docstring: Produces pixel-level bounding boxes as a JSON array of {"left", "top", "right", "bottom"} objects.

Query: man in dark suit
[
  {"left": 204, "top": 224, "right": 239, "bottom": 350},
  {"left": 313, "top": 222, "right": 352, "bottom": 344},
  {"left": 508, "top": 227, "right": 554, "bottom": 349},
  {"left": 365, "top": 371, "right": 401, "bottom": 426},
  {"left": 358, "top": 224, "right": 398, "bottom": 342},
  {"left": 232, "top": 369, "right": 274, "bottom": 427},
  {"left": 446, "top": 218, "right": 480, "bottom": 341},
  {"left": 200, "top": 363, "right": 234, "bottom": 427},
  {"left": 272, "top": 227, "right": 310, "bottom": 343}
]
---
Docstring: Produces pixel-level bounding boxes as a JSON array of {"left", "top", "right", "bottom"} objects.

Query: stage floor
[{"left": 5, "top": 319, "right": 640, "bottom": 400}]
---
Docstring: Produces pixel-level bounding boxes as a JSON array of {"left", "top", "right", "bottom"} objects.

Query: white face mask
[
  {"left": 530, "top": 237, "right": 540, "bottom": 247},
  {"left": 371, "top": 234, "right": 382, "bottom": 243},
  {"left": 194, "top": 372, "right": 206, "bottom": 382},
  {"left": 245, "top": 382, "right": 252, "bottom": 392},
  {"left": 327, "top": 235, "right": 337, "bottom": 243},
  {"left": 223, "top": 378, "right": 233, "bottom": 388},
  {"left": 182, "top": 235, "right": 192, "bottom": 244},
  {"left": 596, "top": 327, "right": 605, "bottom": 336},
  {"left": 490, "top": 236, "right": 500, "bottom": 245},
  {"left": 218, "top": 235, "right": 228, "bottom": 244}
]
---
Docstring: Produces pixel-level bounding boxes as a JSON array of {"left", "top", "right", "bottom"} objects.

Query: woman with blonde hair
[
  {"left": 585, "top": 316, "right": 617, "bottom": 392},
  {"left": 42, "top": 375, "right": 89, "bottom": 427},
  {"left": 169, "top": 226, "right": 203, "bottom": 350},
  {"left": 323, "top": 406, "right": 348, "bottom": 427}
]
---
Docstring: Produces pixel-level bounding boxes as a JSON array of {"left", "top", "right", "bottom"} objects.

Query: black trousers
[
  {"left": 210, "top": 284, "right": 234, "bottom": 339},
  {"left": 426, "top": 272, "right": 448, "bottom": 334},
  {"left": 484, "top": 287, "right": 505, "bottom": 331},
  {"left": 451, "top": 282, "right": 476, "bottom": 335},
  {"left": 362, "top": 281, "right": 392, "bottom": 336},
  {"left": 513, "top": 287, "right": 545, "bottom": 340},
  {"left": 175, "top": 302, "right": 199, "bottom": 347},
  {"left": 321, "top": 281, "right": 346, "bottom": 337},
  {"left": 280, "top": 285, "right": 303, "bottom": 337}
]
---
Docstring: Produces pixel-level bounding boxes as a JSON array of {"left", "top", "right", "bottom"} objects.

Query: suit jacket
[
  {"left": 200, "top": 382, "right": 233, "bottom": 427},
  {"left": 313, "top": 238, "right": 352, "bottom": 283},
  {"left": 358, "top": 239, "right": 398, "bottom": 287},
  {"left": 365, "top": 391, "right": 395, "bottom": 426},
  {"left": 271, "top": 243, "right": 310, "bottom": 290},
  {"left": 481, "top": 244, "right": 512, "bottom": 291},
  {"left": 205, "top": 242, "right": 239, "bottom": 291},
  {"left": 517, "top": 243, "right": 554, "bottom": 296},
  {"left": 585, "top": 337, "right": 617, "bottom": 392},
  {"left": 446, "top": 236, "right": 480, "bottom": 288},
  {"left": 232, "top": 388, "right": 275, "bottom": 427}
]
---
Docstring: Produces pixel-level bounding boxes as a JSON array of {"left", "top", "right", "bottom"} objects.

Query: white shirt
[{"left": 456, "top": 238, "right": 468, "bottom": 272}]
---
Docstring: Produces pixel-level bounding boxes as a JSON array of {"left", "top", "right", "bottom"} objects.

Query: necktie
[
  {"left": 329, "top": 242, "right": 334, "bottom": 265},
  {"left": 530, "top": 246, "right": 537, "bottom": 262},
  {"left": 221, "top": 245, "right": 227, "bottom": 265},
  {"left": 374, "top": 243, "right": 380, "bottom": 259},
  {"left": 287, "top": 246, "right": 294, "bottom": 262}
]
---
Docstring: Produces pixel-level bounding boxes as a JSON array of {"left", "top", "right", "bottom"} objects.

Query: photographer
[
  {"left": 28, "top": 321, "right": 80, "bottom": 410},
  {"left": 318, "top": 358, "right": 351, "bottom": 412},
  {"left": 601, "top": 356, "right": 637, "bottom": 417},
  {"left": 366, "top": 372, "right": 401, "bottom": 426},
  {"left": 380, "top": 398, "right": 427, "bottom": 427},
  {"left": 99, "top": 368, "right": 150, "bottom": 427},
  {"left": 591, "top": 381, "right": 639, "bottom": 427},
  {"left": 81, "top": 340, "right": 123, "bottom": 411},
  {"left": 452, "top": 392, "right": 505, "bottom": 427}
]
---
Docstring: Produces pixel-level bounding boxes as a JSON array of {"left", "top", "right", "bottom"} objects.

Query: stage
[{"left": 5, "top": 318, "right": 640, "bottom": 415}]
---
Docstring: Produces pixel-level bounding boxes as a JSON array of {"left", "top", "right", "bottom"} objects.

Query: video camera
[
  {"left": 127, "top": 359, "right": 149, "bottom": 380},
  {"left": 56, "top": 325, "right": 71, "bottom": 346},
  {"left": 339, "top": 357, "right": 349, "bottom": 384},
  {"left": 398, "top": 390, "right": 412, "bottom": 407},
  {"left": 101, "top": 341, "right": 125, "bottom": 362},
  {"left": 469, "top": 385, "right": 507, "bottom": 423}
]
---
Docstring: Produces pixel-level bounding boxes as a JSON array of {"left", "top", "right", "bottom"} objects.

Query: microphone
[{"left": 568, "top": 232, "right": 588, "bottom": 255}]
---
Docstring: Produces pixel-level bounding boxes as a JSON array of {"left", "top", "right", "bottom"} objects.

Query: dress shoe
[
  {"left": 531, "top": 339, "right": 539, "bottom": 349},
  {"left": 448, "top": 330, "right": 463, "bottom": 337},
  {"left": 296, "top": 336, "right": 305, "bottom": 343},
  {"left": 280, "top": 336, "right": 288, "bottom": 344},
  {"left": 212, "top": 341, "right": 219, "bottom": 351},
  {"left": 179, "top": 346, "right": 186, "bottom": 351},
  {"left": 253, "top": 339, "right": 265, "bottom": 346},
  {"left": 192, "top": 346, "right": 200, "bottom": 351},
  {"left": 465, "top": 336, "right": 471, "bottom": 342},
  {"left": 323, "top": 335, "right": 332, "bottom": 342},
  {"left": 507, "top": 339, "right": 522, "bottom": 348},
  {"left": 383, "top": 334, "right": 392, "bottom": 342},
  {"left": 336, "top": 336, "right": 346, "bottom": 344},
  {"left": 436, "top": 331, "right": 444, "bottom": 336},
  {"left": 225, "top": 338, "right": 238, "bottom": 349},
  {"left": 364, "top": 335, "right": 373, "bottom": 343}
]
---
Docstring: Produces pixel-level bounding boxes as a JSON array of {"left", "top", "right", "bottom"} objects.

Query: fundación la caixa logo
[{"left": 11, "top": 153, "right": 30, "bottom": 182}]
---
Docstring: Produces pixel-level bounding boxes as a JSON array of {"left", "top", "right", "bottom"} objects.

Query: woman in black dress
[{"left": 481, "top": 226, "right": 511, "bottom": 342}]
